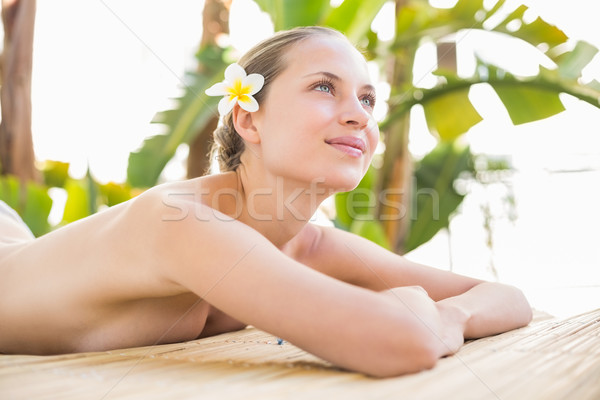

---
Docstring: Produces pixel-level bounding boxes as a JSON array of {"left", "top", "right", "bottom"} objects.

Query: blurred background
[{"left": 1, "top": 0, "right": 599, "bottom": 317}]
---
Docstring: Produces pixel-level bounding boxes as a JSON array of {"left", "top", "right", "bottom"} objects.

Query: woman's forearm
[
  {"left": 436, "top": 282, "right": 533, "bottom": 339},
  {"left": 381, "top": 287, "right": 469, "bottom": 358}
]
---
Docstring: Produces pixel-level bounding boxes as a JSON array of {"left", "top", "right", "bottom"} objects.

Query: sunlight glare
[
  {"left": 371, "top": 2, "right": 395, "bottom": 42},
  {"left": 229, "top": 0, "right": 274, "bottom": 55}
]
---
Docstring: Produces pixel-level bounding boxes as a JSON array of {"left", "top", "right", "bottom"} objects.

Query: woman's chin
[
  {"left": 280, "top": 165, "right": 366, "bottom": 193},
  {"left": 324, "top": 173, "right": 364, "bottom": 193}
]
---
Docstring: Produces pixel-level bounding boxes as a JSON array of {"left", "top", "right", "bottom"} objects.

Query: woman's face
[{"left": 251, "top": 34, "right": 379, "bottom": 192}]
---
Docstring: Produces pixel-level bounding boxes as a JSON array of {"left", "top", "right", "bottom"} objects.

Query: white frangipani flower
[{"left": 205, "top": 63, "right": 265, "bottom": 116}]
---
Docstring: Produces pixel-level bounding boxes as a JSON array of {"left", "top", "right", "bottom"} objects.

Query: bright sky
[{"left": 30, "top": 0, "right": 600, "bottom": 183}]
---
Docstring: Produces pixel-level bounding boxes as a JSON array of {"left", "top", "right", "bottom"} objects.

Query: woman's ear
[{"left": 232, "top": 105, "right": 261, "bottom": 144}]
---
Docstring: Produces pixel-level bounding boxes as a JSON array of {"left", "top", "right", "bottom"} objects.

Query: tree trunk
[
  {"left": 187, "top": 0, "right": 231, "bottom": 178},
  {"left": 376, "top": 0, "right": 414, "bottom": 254},
  {"left": 377, "top": 111, "right": 412, "bottom": 253},
  {"left": 0, "top": 0, "right": 37, "bottom": 183}
]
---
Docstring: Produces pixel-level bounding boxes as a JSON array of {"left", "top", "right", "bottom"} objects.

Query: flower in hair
[{"left": 205, "top": 63, "right": 265, "bottom": 116}]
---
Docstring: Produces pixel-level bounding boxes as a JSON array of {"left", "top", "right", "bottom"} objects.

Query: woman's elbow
[
  {"left": 505, "top": 285, "right": 533, "bottom": 328},
  {"left": 359, "top": 320, "right": 445, "bottom": 378},
  {"left": 364, "top": 335, "right": 441, "bottom": 378},
  {"left": 356, "top": 290, "right": 450, "bottom": 377},
  {"left": 516, "top": 288, "right": 534, "bottom": 327}
]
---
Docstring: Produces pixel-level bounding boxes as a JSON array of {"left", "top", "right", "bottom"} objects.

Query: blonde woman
[{"left": 0, "top": 26, "right": 531, "bottom": 377}]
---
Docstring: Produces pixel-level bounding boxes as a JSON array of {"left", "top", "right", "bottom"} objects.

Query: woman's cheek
[
  {"left": 367, "top": 125, "right": 379, "bottom": 156},
  {"left": 304, "top": 98, "right": 335, "bottom": 120}
]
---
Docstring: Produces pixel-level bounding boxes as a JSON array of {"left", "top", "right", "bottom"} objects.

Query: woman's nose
[{"left": 339, "top": 97, "right": 371, "bottom": 128}]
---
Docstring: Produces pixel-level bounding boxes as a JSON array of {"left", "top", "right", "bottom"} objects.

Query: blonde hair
[{"left": 210, "top": 26, "right": 346, "bottom": 172}]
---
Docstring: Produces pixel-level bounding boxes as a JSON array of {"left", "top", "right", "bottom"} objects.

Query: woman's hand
[
  {"left": 435, "top": 282, "right": 532, "bottom": 339},
  {"left": 380, "top": 286, "right": 468, "bottom": 356},
  {"left": 434, "top": 301, "right": 469, "bottom": 356}
]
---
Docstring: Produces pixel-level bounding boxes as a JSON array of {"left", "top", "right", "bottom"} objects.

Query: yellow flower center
[{"left": 227, "top": 79, "right": 252, "bottom": 97}]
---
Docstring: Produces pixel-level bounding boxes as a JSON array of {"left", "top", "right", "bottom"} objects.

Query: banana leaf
[
  {"left": 404, "top": 141, "right": 473, "bottom": 252},
  {"left": 423, "top": 87, "right": 483, "bottom": 141},
  {"left": 493, "top": 83, "right": 565, "bottom": 125},
  {"left": 324, "top": 0, "right": 388, "bottom": 43},
  {"left": 0, "top": 175, "right": 52, "bottom": 237},
  {"left": 253, "top": 0, "right": 331, "bottom": 30},
  {"left": 127, "top": 47, "right": 226, "bottom": 188},
  {"left": 335, "top": 165, "right": 376, "bottom": 229},
  {"left": 255, "top": 0, "right": 387, "bottom": 42}
]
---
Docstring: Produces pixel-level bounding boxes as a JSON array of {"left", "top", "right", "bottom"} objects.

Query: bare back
[{"left": 0, "top": 175, "right": 247, "bottom": 354}]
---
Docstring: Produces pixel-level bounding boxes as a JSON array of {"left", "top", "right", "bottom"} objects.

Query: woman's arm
[
  {"left": 292, "top": 224, "right": 532, "bottom": 338},
  {"left": 436, "top": 282, "right": 532, "bottom": 338},
  {"left": 153, "top": 200, "right": 459, "bottom": 377}
]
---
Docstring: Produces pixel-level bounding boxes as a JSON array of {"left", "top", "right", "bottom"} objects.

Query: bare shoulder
[
  {"left": 0, "top": 177, "right": 216, "bottom": 303},
  {"left": 136, "top": 173, "right": 238, "bottom": 222},
  {"left": 131, "top": 175, "right": 273, "bottom": 285}
]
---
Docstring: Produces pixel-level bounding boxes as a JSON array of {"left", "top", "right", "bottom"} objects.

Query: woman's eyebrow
[
  {"left": 303, "top": 71, "right": 376, "bottom": 92},
  {"left": 303, "top": 71, "right": 341, "bottom": 81}
]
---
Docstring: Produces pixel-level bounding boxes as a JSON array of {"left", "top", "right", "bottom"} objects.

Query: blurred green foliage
[
  {"left": 0, "top": 160, "right": 133, "bottom": 236},
  {"left": 125, "top": 0, "right": 599, "bottom": 252},
  {"left": 7, "top": 0, "right": 599, "bottom": 252}
]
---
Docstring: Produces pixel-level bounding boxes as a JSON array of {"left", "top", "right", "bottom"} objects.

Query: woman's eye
[
  {"left": 360, "top": 94, "right": 376, "bottom": 108},
  {"left": 316, "top": 84, "right": 331, "bottom": 93},
  {"left": 313, "top": 78, "right": 335, "bottom": 95}
]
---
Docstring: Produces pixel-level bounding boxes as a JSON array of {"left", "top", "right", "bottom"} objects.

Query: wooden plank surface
[{"left": 1, "top": 308, "right": 599, "bottom": 400}]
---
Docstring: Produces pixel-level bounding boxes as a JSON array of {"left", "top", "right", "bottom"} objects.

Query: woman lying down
[{"left": 0, "top": 26, "right": 532, "bottom": 378}]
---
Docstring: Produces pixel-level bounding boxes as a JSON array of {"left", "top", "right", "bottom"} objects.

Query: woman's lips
[{"left": 325, "top": 136, "right": 366, "bottom": 158}]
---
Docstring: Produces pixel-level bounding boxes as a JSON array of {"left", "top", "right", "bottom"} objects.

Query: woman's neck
[{"left": 232, "top": 165, "right": 332, "bottom": 248}]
